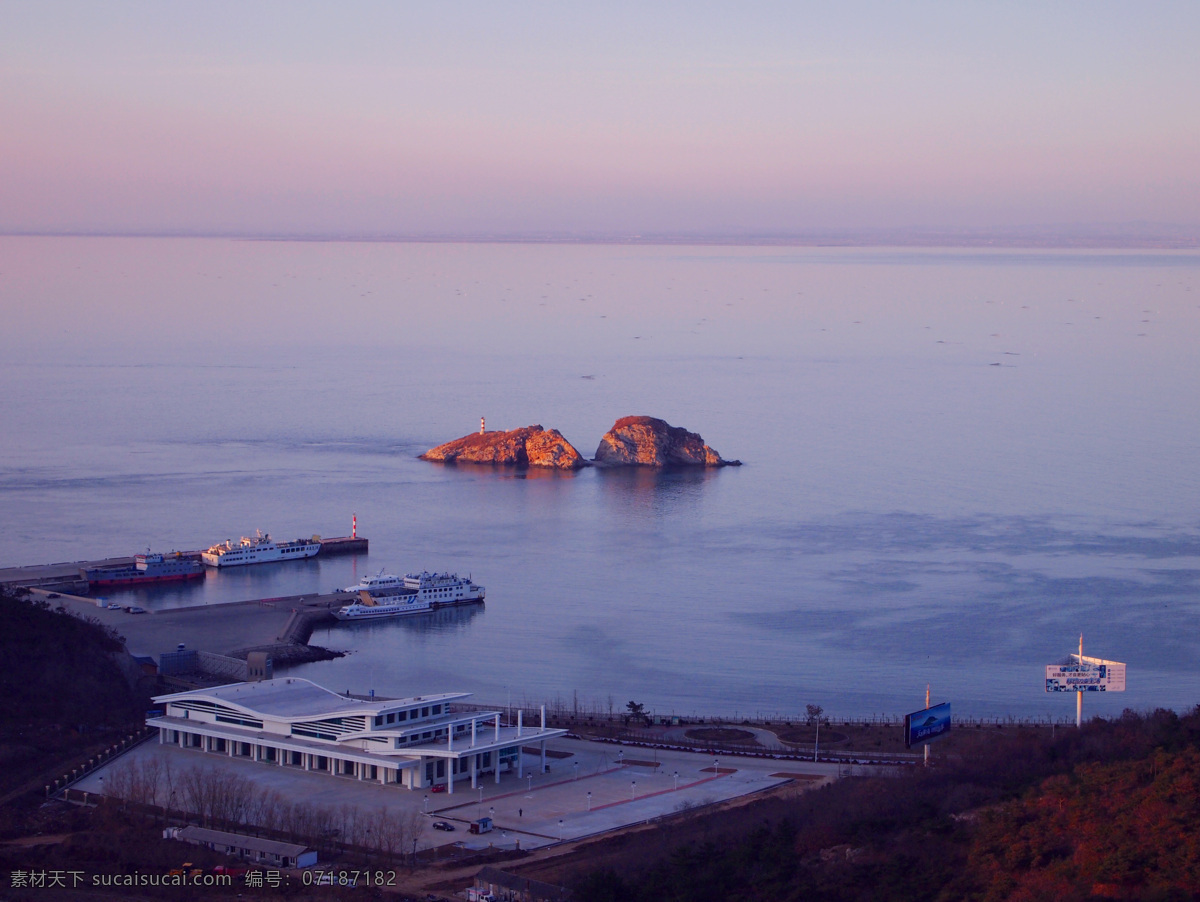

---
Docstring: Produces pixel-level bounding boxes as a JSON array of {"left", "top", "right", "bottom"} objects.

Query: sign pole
[
  {"left": 923, "top": 684, "right": 930, "bottom": 767},
  {"left": 1076, "top": 634, "right": 1083, "bottom": 728}
]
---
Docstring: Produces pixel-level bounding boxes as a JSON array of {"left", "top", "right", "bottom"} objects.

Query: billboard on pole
[
  {"left": 1045, "top": 655, "right": 1126, "bottom": 692},
  {"left": 904, "top": 702, "right": 951, "bottom": 748}
]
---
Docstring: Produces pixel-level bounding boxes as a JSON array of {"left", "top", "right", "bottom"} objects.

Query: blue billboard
[{"left": 905, "top": 702, "right": 951, "bottom": 748}]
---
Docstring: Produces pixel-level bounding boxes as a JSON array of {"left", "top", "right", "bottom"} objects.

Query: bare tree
[
  {"left": 162, "top": 757, "right": 176, "bottom": 821},
  {"left": 334, "top": 802, "right": 355, "bottom": 849},
  {"left": 246, "top": 787, "right": 282, "bottom": 835},
  {"left": 371, "top": 807, "right": 401, "bottom": 859},
  {"left": 104, "top": 762, "right": 133, "bottom": 803},
  {"left": 805, "top": 704, "right": 824, "bottom": 726},
  {"left": 403, "top": 808, "right": 426, "bottom": 857},
  {"left": 210, "top": 770, "right": 256, "bottom": 828},
  {"left": 141, "top": 757, "right": 162, "bottom": 812}
]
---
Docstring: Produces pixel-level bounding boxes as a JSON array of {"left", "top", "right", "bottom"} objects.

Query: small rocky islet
[
  {"left": 419, "top": 424, "right": 586, "bottom": 470},
  {"left": 419, "top": 416, "right": 740, "bottom": 470}
]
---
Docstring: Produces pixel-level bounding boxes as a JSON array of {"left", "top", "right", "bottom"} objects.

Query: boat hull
[
  {"left": 332, "top": 596, "right": 483, "bottom": 621},
  {"left": 333, "top": 569, "right": 486, "bottom": 621},
  {"left": 87, "top": 571, "right": 206, "bottom": 589},
  {"left": 201, "top": 542, "right": 321, "bottom": 568}
]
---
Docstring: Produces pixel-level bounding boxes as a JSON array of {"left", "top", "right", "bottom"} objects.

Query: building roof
[
  {"left": 173, "top": 826, "right": 312, "bottom": 859},
  {"left": 154, "top": 677, "right": 468, "bottom": 719}
]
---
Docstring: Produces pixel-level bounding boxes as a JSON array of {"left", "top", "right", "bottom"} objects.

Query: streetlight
[
  {"left": 423, "top": 794, "right": 428, "bottom": 813},
  {"left": 527, "top": 771, "right": 533, "bottom": 791},
  {"left": 586, "top": 791, "right": 592, "bottom": 811},
  {"left": 673, "top": 771, "right": 679, "bottom": 791},
  {"left": 558, "top": 819, "right": 563, "bottom": 841},
  {"left": 631, "top": 780, "right": 637, "bottom": 800},
  {"left": 573, "top": 761, "right": 579, "bottom": 781},
  {"left": 617, "top": 750, "right": 624, "bottom": 767},
  {"left": 713, "top": 758, "right": 719, "bottom": 773}
]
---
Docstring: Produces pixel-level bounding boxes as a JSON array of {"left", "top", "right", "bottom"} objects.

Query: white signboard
[{"left": 1045, "top": 655, "right": 1126, "bottom": 693}]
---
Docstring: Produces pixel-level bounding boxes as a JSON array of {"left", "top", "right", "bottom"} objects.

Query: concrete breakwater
[
  {"left": 0, "top": 535, "right": 367, "bottom": 593},
  {"left": 33, "top": 587, "right": 350, "bottom": 672}
]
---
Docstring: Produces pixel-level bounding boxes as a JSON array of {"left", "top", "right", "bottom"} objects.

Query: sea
[{"left": 2, "top": 236, "right": 1198, "bottom": 721}]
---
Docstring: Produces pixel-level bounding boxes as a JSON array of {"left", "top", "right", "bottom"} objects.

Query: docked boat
[
  {"left": 341, "top": 569, "right": 406, "bottom": 593},
  {"left": 333, "top": 571, "right": 485, "bottom": 621},
  {"left": 84, "top": 552, "right": 206, "bottom": 588},
  {"left": 201, "top": 531, "right": 321, "bottom": 568}
]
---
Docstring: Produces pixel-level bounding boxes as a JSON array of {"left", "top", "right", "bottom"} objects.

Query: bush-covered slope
[{"left": 571, "top": 709, "right": 1200, "bottom": 902}]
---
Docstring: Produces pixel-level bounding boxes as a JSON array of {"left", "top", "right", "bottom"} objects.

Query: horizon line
[{"left": 3, "top": 224, "right": 1200, "bottom": 251}]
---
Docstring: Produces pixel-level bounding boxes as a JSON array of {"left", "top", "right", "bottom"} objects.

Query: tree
[
  {"left": 805, "top": 704, "right": 824, "bottom": 726},
  {"left": 625, "top": 701, "right": 650, "bottom": 727}
]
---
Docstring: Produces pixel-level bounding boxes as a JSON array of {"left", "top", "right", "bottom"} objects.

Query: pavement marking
[
  {"left": 590, "top": 773, "right": 728, "bottom": 812},
  {"left": 433, "top": 764, "right": 627, "bottom": 813}
]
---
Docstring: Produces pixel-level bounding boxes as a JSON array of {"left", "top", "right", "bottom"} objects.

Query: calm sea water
[{"left": 2, "top": 237, "right": 1198, "bottom": 720}]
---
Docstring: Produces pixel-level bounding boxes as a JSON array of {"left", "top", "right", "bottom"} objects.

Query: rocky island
[
  {"left": 419, "top": 424, "right": 588, "bottom": 470},
  {"left": 421, "top": 416, "right": 739, "bottom": 469},
  {"left": 594, "top": 415, "right": 740, "bottom": 467}
]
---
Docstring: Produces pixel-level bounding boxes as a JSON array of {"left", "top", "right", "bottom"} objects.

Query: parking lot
[{"left": 76, "top": 735, "right": 837, "bottom": 851}]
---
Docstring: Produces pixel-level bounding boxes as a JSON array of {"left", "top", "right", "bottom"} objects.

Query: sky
[{"left": 2, "top": 1, "right": 1199, "bottom": 239}]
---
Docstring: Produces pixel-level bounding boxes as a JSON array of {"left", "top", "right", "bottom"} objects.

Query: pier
[
  {"left": 0, "top": 535, "right": 367, "bottom": 593},
  {"left": 315, "top": 535, "right": 369, "bottom": 555},
  {"left": 0, "top": 535, "right": 370, "bottom": 669}
]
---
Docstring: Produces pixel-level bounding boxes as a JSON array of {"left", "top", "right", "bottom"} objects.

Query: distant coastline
[{"left": 3, "top": 225, "right": 1200, "bottom": 250}]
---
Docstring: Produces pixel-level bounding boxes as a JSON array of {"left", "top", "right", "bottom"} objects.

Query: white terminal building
[{"left": 147, "top": 678, "right": 565, "bottom": 793}]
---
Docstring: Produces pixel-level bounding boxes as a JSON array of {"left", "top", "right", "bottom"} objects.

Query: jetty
[{"left": 0, "top": 534, "right": 368, "bottom": 594}]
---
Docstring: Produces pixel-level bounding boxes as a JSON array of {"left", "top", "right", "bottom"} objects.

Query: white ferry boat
[
  {"left": 341, "top": 569, "right": 406, "bottom": 593},
  {"left": 201, "top": 531, "right": 321, "bottom": 568},
  {"left": 333, "top": 571, "right": 485, "bottom": 621}
]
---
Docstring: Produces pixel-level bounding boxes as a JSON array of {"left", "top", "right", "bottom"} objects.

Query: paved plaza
[{"left": 76, "top": 736, "right": 839, "bottom": 851}]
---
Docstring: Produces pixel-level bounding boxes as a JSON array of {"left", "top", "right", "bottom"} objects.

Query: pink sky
[{"left": 2, "top": 3, "right": 1198, "bottom": 237}]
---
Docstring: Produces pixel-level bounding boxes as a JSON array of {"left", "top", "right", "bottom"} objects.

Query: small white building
[
  {"left": 147, "top": 678, "right": 565, "bottom": 793},
  {"left": 165, "top": 825, "right": 317, "bottom": 869}
]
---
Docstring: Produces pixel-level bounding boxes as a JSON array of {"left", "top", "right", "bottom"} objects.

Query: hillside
[
  {"left": 567, "top": 709, "right": 1200, "bottom": 901},
  {"left": 0, "top": 590, "right": 150, "bottom": 805}
]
